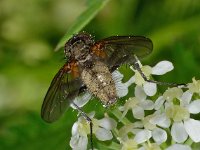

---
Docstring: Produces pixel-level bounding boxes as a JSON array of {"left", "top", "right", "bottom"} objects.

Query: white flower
[
  {"left": 70, "top": 125, "right": 88, "bottom": 150},
  {"left": 118, "top": 138, "right": 139, "bottom": 150},
  {"left": 70, "top": 92, "right": 92, "bottom": 109},
  {"left": 118, "top": 122, "right": 143, "bottom": 141},
  {"left": 163, "top": 87, "right": 183, "bottom": 102},
  {"left": 131, "top": 60, "right": 174, "bottom": 96},
  {"left": 134, "top": 129, "right": 152, "bottom": 144},
  {"left": 118, "top": 113, "right": 168, "bottom": 145},
  {"left": 118, "top": 86, "right": 168, "bottom": 145},
  {"left": 118, "top": 124, "right": 162, "bottom": 150},
  {"left": 112, "top": 70, "right": 135, "bottom": 97},
  {"left": 150, "top": 110, "right": 171, "bottom": 128},
  {"left": 170, "top": 91, "right": 200, "bottom": 143},
  {"left": 158, "top": 88, "right": 200, "bottom": 143},
  {"left": 141, "top": 114, "right": 168, "bottom": 144},
  {"left": 119, "top": 86, "right": 154, "bottom": 120},
  {"left": 70, "top": 112, "right": 117, "bottom": 150},
  {"left": 188, "top": 77, "right": 200, "bottom": 95}
]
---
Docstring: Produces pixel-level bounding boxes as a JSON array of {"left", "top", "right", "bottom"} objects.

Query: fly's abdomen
[{"left": 81, "top": 61, "right": 117, "bottom": 106}]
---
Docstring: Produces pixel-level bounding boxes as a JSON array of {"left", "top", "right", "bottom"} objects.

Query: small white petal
[
  {"left": 116, "top": 82, "right": 129, "bottom": 98},
  {"left": 70, "top": 134, "right": 88, "bottom": 150},
  {"left": 135, "top": 85, "right": 147, "bottom": 100},
  {"left": 152, "top": 128, "right": 167, "bottom": 144},
  {"left": 166, "top": 144, "right": 192, "bottom": 150},
  {"left": 188, "top": 100, "right": 200, "bottom": 114},
  {"left": 171, "top": 122, "right": 188, "bottom": 143},
  {"left": 132, "top": 106, "right": 144, "bottom": 119},
  {"left": 112, "top": 70, "right": 123, "bottom": 81},
  {"left": 72, "top": 122, "right": 79, "bottom": 135},
  {"left": 140, "top": 100, "right": 154, "bottom": 110},
  {"left": 115, "top": 82, "right": 128, "bottom": 97},
  {"left": 98, "top": 117, "right": 117, "bottom": 130},
  {"left": 150, "top": 113, "right": 170, "bottom": 128},
  {"left": 124, "top": 76, "right": 135, "bottom": 87},
  {"left": 71, "top": 92, "right": 92, "bottom": 109},
  {"left": 143, "top": 82, "right": 157, "bottom": 96},
  {"left": 134, "top": 129, "right": 151, "bottom": 144},
  {"left": 95, "top": 128, "right": 113, "bottom": 141},
  {"left": 180, "top": 90, "right": 192, "bottom": 106},
  {"left": 112, "top": 70, "right": 129, "bottom": 97},
  {"left": 154, "top": 96, "right": 165, "bottom": 110},
  {"left": 152, "top": 61, "right": 173, "bottom": 75},
  {"left": 87, "top": 111, "right": 95, "bottom": 118},
  {"left": 184, "top": 118, "right": 200, "bottom": 142},
  {"left": 112, "top": 70, "right": 135, "bottom": 97}
]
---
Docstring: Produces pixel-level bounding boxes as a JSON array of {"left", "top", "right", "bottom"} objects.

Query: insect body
[
  {"left": 66, "top": 33, "right": 117, "bottom": 106},
  {"left": 41, "top": 32, "right": 153, "bottom": 123},
  {"left": 41, "top": 32, "right": 153, "bottom": 150}
]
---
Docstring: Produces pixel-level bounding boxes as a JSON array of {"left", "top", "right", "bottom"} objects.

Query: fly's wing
[
  {"left": 41, "top": 63, "right": 83, "bottom": 123},
  {"left": 93, "top": 36, "right": 153, "bottom": 71}
]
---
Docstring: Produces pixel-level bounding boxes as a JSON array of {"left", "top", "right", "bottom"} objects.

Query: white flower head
[
  {"left": 162, "top": 89, "right": 200, "bottom": 143},
  {"left": 142, "top": 114, "right": 168, "bottom": 144},
  {"left": 68, "top": 58, "right": 200, "bottom": 149},
  {"left": 131, "top": 60, "right": 174, "bottom": 96},
  {"left": 119, "top": 86, "right": 154, "bottom": 121},
  {"left": 70, "top": 112, "right": 117, "bottom": 150}
]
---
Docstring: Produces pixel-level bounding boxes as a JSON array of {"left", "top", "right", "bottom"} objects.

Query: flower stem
[
  {"left": 111, "top": 108, "right": 131, "bottom": 124},
  {"left": 185, "top": 138, "right": 193, "bottom": 146},
  {"left": 97, "top": 141, "right": 121, "bottom": 150}
]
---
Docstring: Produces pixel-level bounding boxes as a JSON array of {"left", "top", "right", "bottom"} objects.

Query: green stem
[
  {"left": 185, "top": 137, "right": 193, "bottom": 146},
  {"left": 111, "top": 108, "right": 131, "bottom": 124},
  {"left": 97, "top": 141, "right": 121, "bottom": 150}
]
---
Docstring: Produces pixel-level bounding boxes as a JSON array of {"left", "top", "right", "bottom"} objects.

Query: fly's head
[{"left": 64, "top": 32, "right": 94, "bottom": 62}]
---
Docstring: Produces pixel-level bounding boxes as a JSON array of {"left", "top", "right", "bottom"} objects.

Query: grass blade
[{"left": 55, "top": 0, "right": 110, "bottom": 51}]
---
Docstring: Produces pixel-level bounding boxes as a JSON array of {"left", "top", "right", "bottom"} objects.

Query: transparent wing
[
  {"left": 94, "top": 36, "right": 153, "bottom": 71},
  {"left": 41, "top": 63, "right": 83, "bottom": 123}
]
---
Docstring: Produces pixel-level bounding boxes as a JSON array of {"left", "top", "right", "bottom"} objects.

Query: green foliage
[
  {"left": 55, "top": 0, "right": 110, "bottom": 51},
  {"left": 0, "top": 0, "right": 200, "bottom": 149}
]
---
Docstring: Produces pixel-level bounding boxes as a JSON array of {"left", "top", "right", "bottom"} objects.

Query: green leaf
[{"left": 55, "top": 0, "right": 110, "bottom": 51}]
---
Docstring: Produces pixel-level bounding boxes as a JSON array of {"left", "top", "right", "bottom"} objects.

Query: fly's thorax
[
  {"left": 81, "top": 61, "right": 117, "bottom": 107},
  {"left": 64, "top": 32, "right": 94, "bottom": 61}
]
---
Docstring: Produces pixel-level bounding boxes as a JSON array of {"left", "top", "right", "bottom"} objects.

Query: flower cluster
[
  {"left": 70, "top": 112, "right": 117, "bottom": 150},
  {"left": 69, "top": 60, "right": 200, "bottom": 150}
]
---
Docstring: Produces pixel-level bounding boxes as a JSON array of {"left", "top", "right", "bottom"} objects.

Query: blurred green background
[{"left": 0, "top": 0, "right": 200, "bottom": 149}]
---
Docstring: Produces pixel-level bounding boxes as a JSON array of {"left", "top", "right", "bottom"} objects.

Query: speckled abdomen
[{"left": 81, "top": 60, "right": 117, "bottom": 106}]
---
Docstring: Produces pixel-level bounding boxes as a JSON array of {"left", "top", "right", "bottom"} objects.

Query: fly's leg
[
  {"left": 133, "top": 55, "right": 187, "bottom": 87},
  {"left": 71, "top": 101, "right": 94, "bottom": 150}
]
